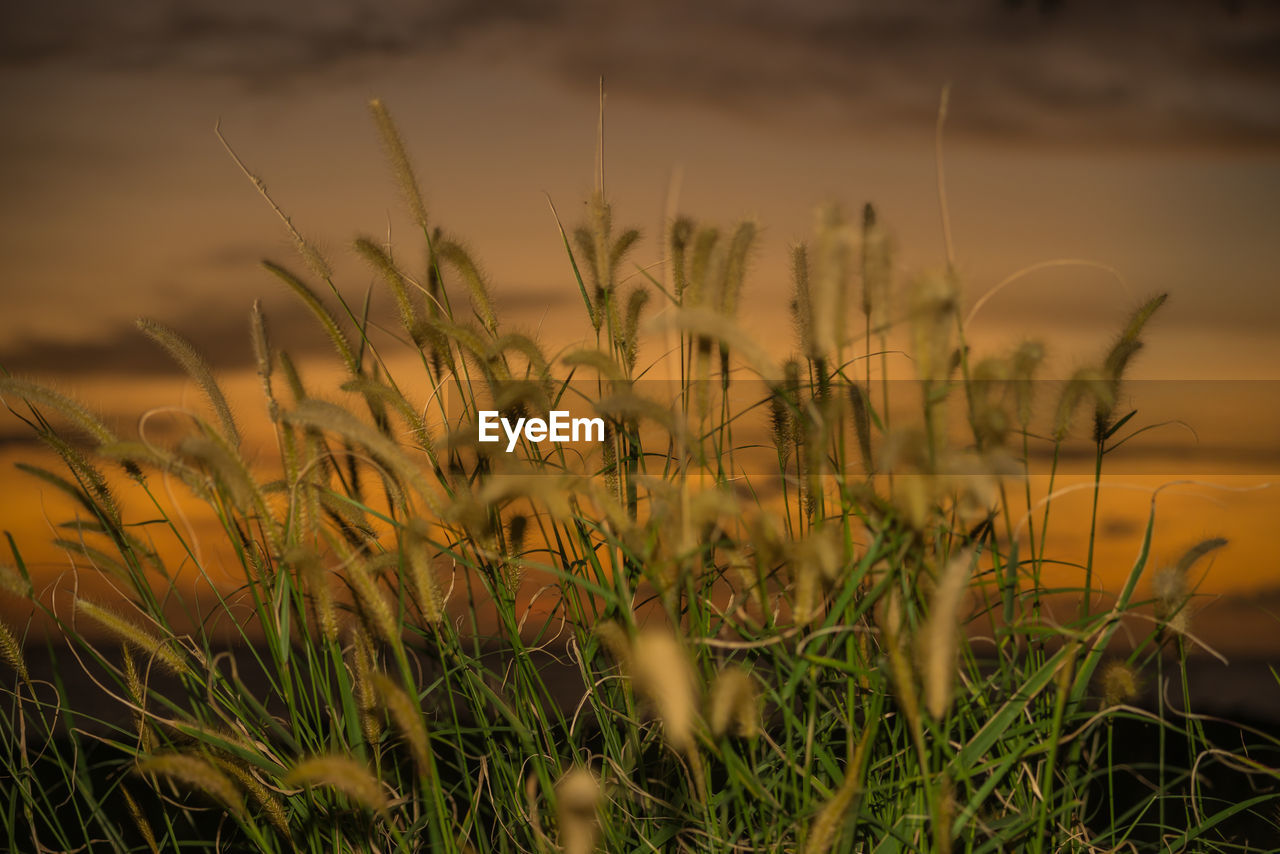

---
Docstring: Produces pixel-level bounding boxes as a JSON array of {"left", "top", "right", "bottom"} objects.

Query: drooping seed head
[
  {"left": 138, "top": 753, "right": 245, "bottom": 819},
  {"left": 284, "top": 755, "right": 391, "bottom": 814},
  {"left": 75, "top": 599, "right": 190, "bottom": 677}
]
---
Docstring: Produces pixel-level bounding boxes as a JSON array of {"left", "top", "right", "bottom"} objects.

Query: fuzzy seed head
[
  {"left": 0, "top": 621, "right": 29, "bottom": 685},
  {"left": 290, "top": 549, "right": 338, "bottom": 643},
  {"left": 0, "top": 563, "right": 30, "bottom": 598},
  {"left": 808, "top": 204, "right": 853, "bottom": 360},
  {"left": 121, "top": 788, "right": 160, "bottom": 854},
  {"left": 436, "top": 240, "right": 498, "bottom": 336},
  {"left": 555, "top": 767, "right": 602, "bottom": 854},
  {"left": 594, "top": 621, "right": 631, "bottom": 669},
  {"left": 0, "top": 378, "right": 118, "bottom": 446},
  {"left": 805, "top": 769, "right": 861, "bottom": 854},
  {"left": 633, "top": 629, "right": 699, "bottom": 752},
  {"left": 136, "top": 318, "right": 240, "bottom": 448},
  {"left": 707, "top": 667, "right": 760, "bottom": 739},
  {"left": 250, "top": 300, "right": 273, "bottom": 381},
  {"left": 284, "top": 755, "right": 390, "bottom": 814},
  {"left": 1010, "top": 339, "right": 1045, "bottom": 425},
  {"left": 1151, "top": 565, "right": 1187, "bottom": 613},
  {"left": 670, "top": 216, "right": 695, "bottom": 301},
  {"left": 402, "top": 524, "right": 444, "bottom": 624},
  {"left": 601, "top": 625, "right": 699, "bottom": 753},
  {"left": 1101, "top": 661, "right": 1140, "bottom": 707},
  {"left": 369, "top": 98, "right": 429, "bottom": 232},
  {"left": 909, "top": 272, "right": 957, "bottom": 383},
  {"left": 860, "top": 202, "right": 893, "bottom": 330},
  {"left": 347, "top": 558, "right": 402, "bottom": 649},
  {"left": 139, "top": 754, "right": 244, "bottom": 818},
  {"left": 371, "top": 672, "right": 431, "bottom": 774},
  {"left": 75, "top": 599, "right": 190, "bottom": 677},
  {"left": 350, "top": 631, "right": 382, "bottom": 746},
  {"left": 213, "top": 758, "right": 290, "bottom": 836},
  {"left": 919, "top": 550, "right": 974, "bottom": 719}
]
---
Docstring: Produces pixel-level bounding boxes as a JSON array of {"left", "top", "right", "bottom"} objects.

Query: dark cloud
[
  {"left": 0, "top": 429, "right": 47, "bottom": 452},
  {"left": 0, "top": 280, "right": 568, "bottom": 377},
  {"left": 2, "top": 1, "right": 1277, "bottom": 148},
  {"left": 0, "top": 0, "right": 560, "bottom": 78},
  {"left": 0, "top": 296, "right": 329, "bottom": 377}
]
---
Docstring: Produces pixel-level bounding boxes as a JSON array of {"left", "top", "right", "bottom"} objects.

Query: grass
[{"left": 2, "top": 99, "right": 1278, "bottom": 853}]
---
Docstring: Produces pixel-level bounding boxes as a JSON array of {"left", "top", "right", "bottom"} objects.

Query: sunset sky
[{"left": 2, "top": 1, "right": 1278, "bottom": 650}]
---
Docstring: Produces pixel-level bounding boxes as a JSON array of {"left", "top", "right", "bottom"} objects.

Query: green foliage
[{"left": 1, "top": 100, "right": 1277, "bottom": 854}]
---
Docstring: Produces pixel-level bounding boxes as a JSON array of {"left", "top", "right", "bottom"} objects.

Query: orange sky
[{"left": 2, "top": 3, "right": 1278, "bottom": 652}]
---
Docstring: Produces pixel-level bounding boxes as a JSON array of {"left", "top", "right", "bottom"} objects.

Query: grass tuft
[{"left": 1, "top": 99, "right": 1275, "bottom": 854}]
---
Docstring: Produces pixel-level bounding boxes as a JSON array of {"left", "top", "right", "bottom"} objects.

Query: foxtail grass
[{"left": 0, "top": 97, "right": 1275, "bottom": 854}]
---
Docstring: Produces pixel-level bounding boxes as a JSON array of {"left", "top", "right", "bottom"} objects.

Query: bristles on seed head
[
  {"left": 0, "top": 620, "right": 29, "bottom": 685},
  {"left": 347, "top": 558, "right": 401, "bottom": 649},
  {"left": 402, "top": 522, "right": 444, "bottom": 624},
  {"left": 289, "top": 548, "right": 338, "bottom": 643},
  {"left": 369, "top": 98, "right": 429, "bottom": 232},
  {"left": 371, "top": 671, "right": 430, "bottom": 774},
  {"left": 599, "top": 623, "right": 700, "bottom": 753},
  {"left": 435, "top": 240, "right": 498, "bottom": 336},
  {"left": 1101, "top": 661, "right": 1140, "bottom": 707},
  {"left": 0, "top": 378, "right": 119, "bottom": 446},
  {"left": 138, "top": 753, "right": 244, "bottom": 818},
  {"left": 136, "top": 318, "right": 240, "bottom": 448},
  {"left": 0, "top": 563, "right": 30, "bottom": 597},
  {"left": 1152, "top": 538, "right": 1225, "bottom": 632},
  {"left": 284, "top": 755, "right": 390, "bottom": 813},
  {"left": 807, "top": 205, "right": 853, "bottom": 360},
  {"left": 121, "top": 788, "right": 160, "bottom": 854},
  {"left": 213, "top": 758, "right": 290, "bottom": 835},
  {"left": 349, "top": 630, "right": 382, "bottom": 745},
  {"left": 75, "top": 599, "right": 190, "bottom": 677}
]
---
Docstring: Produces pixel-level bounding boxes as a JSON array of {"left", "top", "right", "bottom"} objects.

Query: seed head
[
  {"left": 555, "top": 767, "right": 602, "bottom": 854},
  {"left": 138, "top": 753, "right": 244, "bottom": 819},
  {"left": 598, "top": 624, "right": 699, "bottom": 753},
  {"left": 284, "top": 755, "right": 390, "bottom": 814},
  {"left": 75, "top": 599, "right": 190, "bottom": 677},
  {"left": 0, "top": 621, "right": 29, "bottom": 686},
  {"left": 707, "top": 667, "right": 760, "bottom": 739},
  {"left": 1101, "top": 661, "right": 1140, "bottom": 707},
  {"left": 919, "top": 549, "right": 975, "bottom": 720},
  {"left": 371, "top": 671, "right": 431, "bottom": 775}
]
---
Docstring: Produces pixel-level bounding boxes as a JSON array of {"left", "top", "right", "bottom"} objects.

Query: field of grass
[{"left": 2, "top": 100, "right": 1278, "bottom": 852}]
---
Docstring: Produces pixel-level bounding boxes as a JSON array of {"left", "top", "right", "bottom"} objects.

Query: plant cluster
[{"left": 1, "top": 100, "right": 1277, "bottom": 853}]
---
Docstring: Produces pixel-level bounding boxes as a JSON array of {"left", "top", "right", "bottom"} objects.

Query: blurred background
[{"left": 1, "top": 1, "right": 1278, "bottom": 658}]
